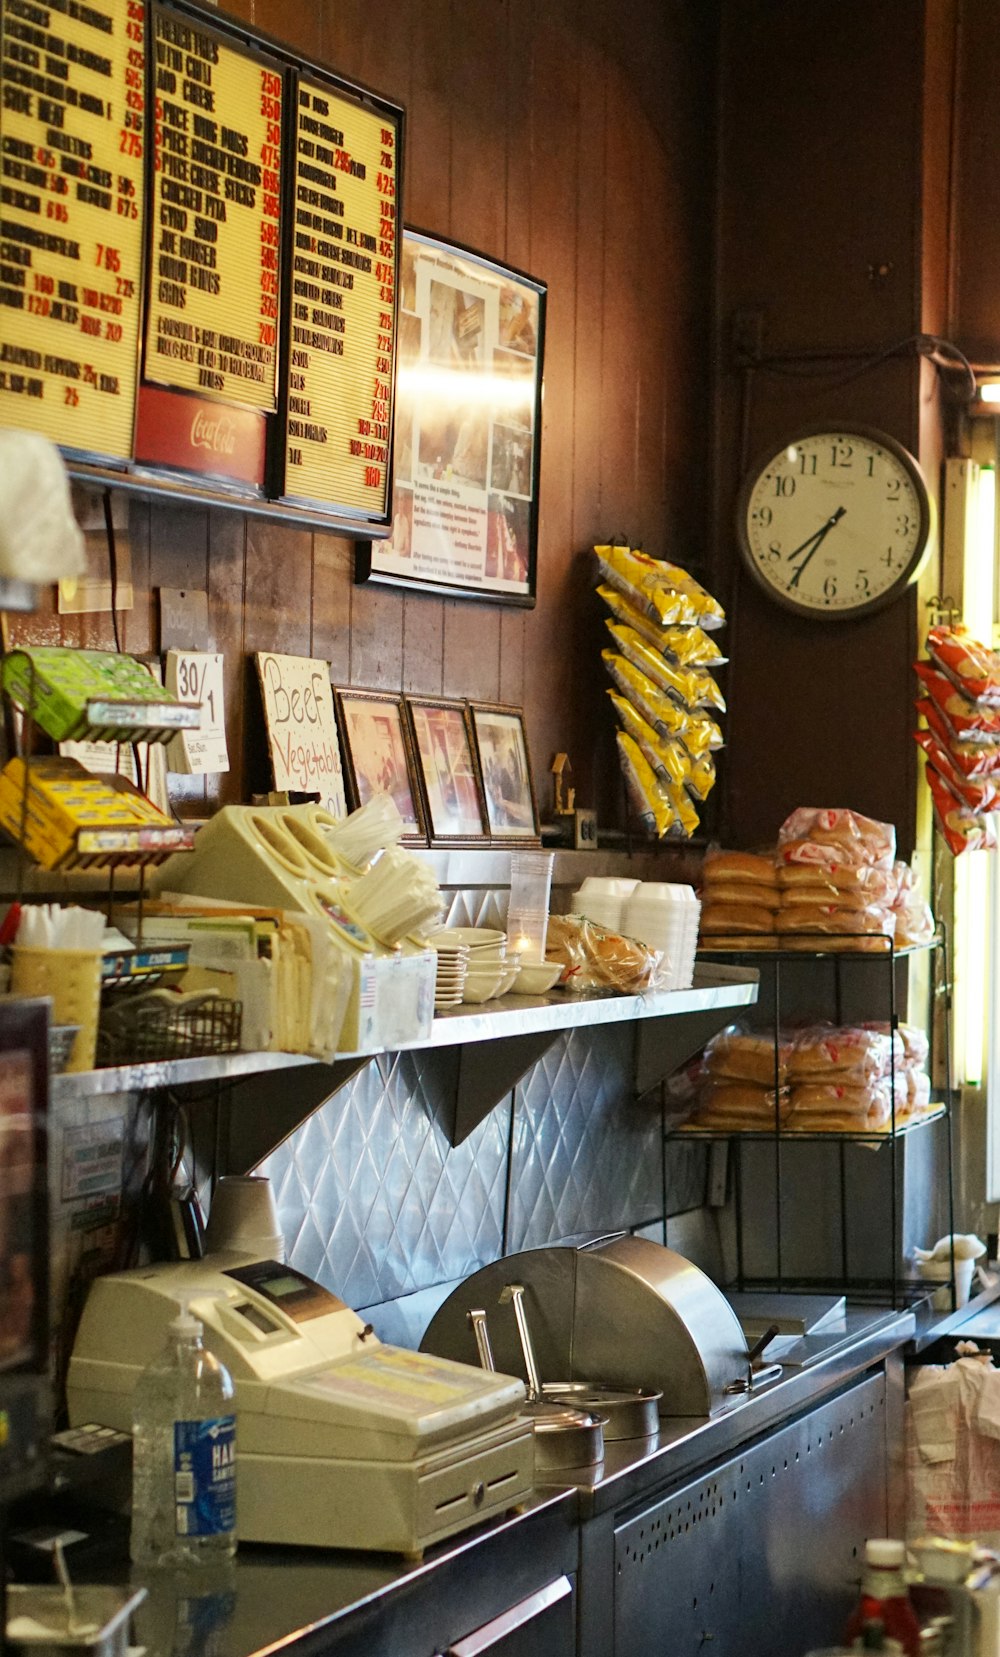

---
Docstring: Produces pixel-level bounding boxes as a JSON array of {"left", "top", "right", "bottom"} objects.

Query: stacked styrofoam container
[{"left": 571, "top": 877, "right": 701, "bottom": 990}]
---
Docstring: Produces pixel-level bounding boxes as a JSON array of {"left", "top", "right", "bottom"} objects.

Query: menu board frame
[
  {"left": 0, "top": 0, "right": 405, "bottom": 537},
  {"left": 354, "top": 228, "right": 545, "bottom": 609}
]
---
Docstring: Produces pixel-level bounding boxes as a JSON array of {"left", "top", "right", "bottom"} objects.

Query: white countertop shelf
[{"left": 51, "top": 961, "right": 759, "bottom": 1121}]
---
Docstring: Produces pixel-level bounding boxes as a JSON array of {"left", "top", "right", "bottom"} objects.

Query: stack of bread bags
[
  {"left": 594, "top": 543, "right": 726, "bottom": 839},
  {"left": 773, "top": 807, "right": 898, "bottom": 950},
  {"left": 682, "top": 1026, "right": 793, "bottom": 1131},
  {"left": 860, "top": 1018, "right": 936, "bottom": 1125},
  {"left": 888, "top": 861, "right": 936, "bottom": 948},
  {"left": 698, "top": 849, "right": 779, "bottom": 947},
  {"left": 914, "top": 623, "right": 1000, "bottom": 854},
  {"left": 784, "top": 1024, "right": 905, "bottom": 1133}
]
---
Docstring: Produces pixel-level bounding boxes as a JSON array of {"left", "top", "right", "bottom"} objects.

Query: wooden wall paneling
[
  {"left": 714, "top": 0, "right": 931, "bottom": 855},
  {"left": 442, "top": 599, "right": 499, "bottom": 703},
  {"left": 951, "top": 0, "right": 1000, "bottom": 359},
  {"left": 401, "top": 595, "right": 444, "bottom": 696},
  {"left": 432, "top": 1, "right": 511, "bottom": 707},
  {"left": 446, "top": 0, "right": 507, "bottom": 260},
  {"left": 320, "top": 0, "right": 378, "bottom": 86},
  {"left": 394, "top": 0, "right": 450, "bottom": 696},
  {"left": 347, "top": 581, "right": 405, "bottom": 690},
  {"left": 519, "top": 9, "right": 584, "bottom": 804},
  {"left": 310, "top": 531, "right": 353, "bottom": 683},
  {"left": 207, "top": 508, "right": 247, "bottom": 810},
  {"left": 245, "top": 0, "right": 322, "bottom": 59},
  {"left": 239, "top": 518, "right": 314, "bottom": 798},
  {"left": 147, "top": 502, "right": 210, "bottom": 811},
  {"left": 570, "top": 0, "right": 612, "bottom": 820}
]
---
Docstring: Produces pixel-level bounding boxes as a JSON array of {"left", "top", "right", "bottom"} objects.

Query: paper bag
[{"left": 906, "top": 1357, "right": 1000, "bottom": 1548}]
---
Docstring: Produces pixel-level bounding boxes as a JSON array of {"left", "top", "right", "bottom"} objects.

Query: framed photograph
[
  {"left": 333, "top": 688, "right": 426, "bottom": 843},
  {"left": 406, "top": 697, "right": 489, "bottom": 844},
  {"left": 469, "top": 703, "right": 540, "bottom": 842},
  {"left": 355, "top": 228, "right": 546, "bottom": 607}
]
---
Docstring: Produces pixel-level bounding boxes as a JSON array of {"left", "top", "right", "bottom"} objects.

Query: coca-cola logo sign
[{"left": 190, "top": 411, "right": 237, "bottom": 456}]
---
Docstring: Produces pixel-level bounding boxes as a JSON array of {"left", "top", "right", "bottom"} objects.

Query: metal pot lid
[
  {"left": 527, "top": 1402, "right": 605, "bottom": 1433},
  {"left": 542, "top": 1382, "right": 662, "bottom": 1406}
]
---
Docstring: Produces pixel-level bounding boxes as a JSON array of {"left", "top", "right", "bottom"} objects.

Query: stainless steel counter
[{"left": 111, "top": 1305, "right": 913, "bottom": 1657}]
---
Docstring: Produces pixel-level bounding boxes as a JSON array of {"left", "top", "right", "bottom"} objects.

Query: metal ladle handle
[
  {"left": 500, "top": 1282, "right": 542, "bottom": 1402},
  {"left": 466, "top": 1307, "right": 496, "bottom": 1372}
]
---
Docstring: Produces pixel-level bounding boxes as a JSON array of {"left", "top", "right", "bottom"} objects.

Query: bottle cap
[
  {"left": 865, "top": 1539, "right": 906, "bottom": 1568},
  {"left": 169, "top": 1295, "right": 203, "bottom": 1337}
]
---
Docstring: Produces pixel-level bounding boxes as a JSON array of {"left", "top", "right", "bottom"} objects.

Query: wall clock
[{"left": 735, "top": 425, "right": 934, "bottom": 619}]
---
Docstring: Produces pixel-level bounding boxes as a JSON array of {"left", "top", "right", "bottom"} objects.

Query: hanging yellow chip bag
[
  {"left": 594, "top": 545, "right": 698, "bottom": 627},
  {"left": 597, "top": 585, "right": 727, "bottom": 666},
  {"left": 616, "top": 732, "right": 675, "bottom": 838},
  {"left": 602, "top": 652, "right": 691, "bottom": 740},
  {"left": 685, "top": 707, "right": 725, "bottom": 755},
  {"left": 605, "top": 622, "right": 699, "bottom": 706},
  {"left": 686, "top": 749, "right": 717, "bottom": 802},
  {"left": 608, "top": 691, "right": 691, "bottom": 787}
]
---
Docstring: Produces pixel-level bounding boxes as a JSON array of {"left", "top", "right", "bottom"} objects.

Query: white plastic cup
[
  {"left": 917, "top": 1255, "right": 976, "bottom": 1308},
  {"left": 206, "top": 1175, "right": 285, "bottom": 1262},
  {"left": 507, "top": 851, "right": 554, "bottom": 961}
]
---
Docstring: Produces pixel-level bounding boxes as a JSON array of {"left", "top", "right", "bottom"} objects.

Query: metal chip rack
[{"left": 673, "top": 935, "right": 957, "bottom": 1316}]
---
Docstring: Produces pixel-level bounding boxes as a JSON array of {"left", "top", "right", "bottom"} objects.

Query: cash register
[{"left": 67, "top": 1255, "right": 534, "bottom": 1556}]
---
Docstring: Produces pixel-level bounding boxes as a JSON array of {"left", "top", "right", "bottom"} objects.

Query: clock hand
[{"left": 787, "top": 505, "right": 846, "bottom": 589}]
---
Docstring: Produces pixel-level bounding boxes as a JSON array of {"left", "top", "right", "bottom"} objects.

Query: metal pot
[
  {"left": 529, "top": 1400, "right": 606, "bottom": 1469},
  {"left": 466, "top": 1307, "right": 606, "bottom": 1472},
  {"left": 540, "top": 1381, "right": 661, "bottom": 1441}
]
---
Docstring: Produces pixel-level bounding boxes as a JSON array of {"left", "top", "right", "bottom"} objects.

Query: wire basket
[{"left": 97, "top": 993, "right": 243, "bottom": 1066}]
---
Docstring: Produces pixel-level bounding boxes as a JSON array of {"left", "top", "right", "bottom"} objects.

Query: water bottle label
[{"left": 174, "top": 1417, "right": 236, "bottom": 1538}]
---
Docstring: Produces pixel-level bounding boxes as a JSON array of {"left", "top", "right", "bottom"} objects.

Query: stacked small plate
[
  {"left": 426, "top": 927, "right": 512, "bottom": 1004},
  {"left": 426, "top": 937, "right": 470, "bottom": 1010}
]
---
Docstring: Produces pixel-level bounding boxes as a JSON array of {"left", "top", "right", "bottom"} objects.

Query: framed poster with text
[{"left": 357, "top": 229, "right": 545, "bottom": 607}]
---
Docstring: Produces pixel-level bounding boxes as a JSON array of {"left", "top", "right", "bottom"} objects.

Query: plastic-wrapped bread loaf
[{"left": 703, "top": 1028, "right": 793, "bottom": 1086}]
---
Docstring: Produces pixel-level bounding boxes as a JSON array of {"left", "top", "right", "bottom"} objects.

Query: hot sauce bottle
[{"left": 844, "top": 1540, "right": 921, "bottom": 1657}]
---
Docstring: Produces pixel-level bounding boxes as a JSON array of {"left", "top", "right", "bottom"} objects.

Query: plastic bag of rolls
[
  {"left": 545, "top": 912, "right": 669, "bottom": 995},
  {"left": 696, "top": 810, "right": 934, "bottom": 953},
  {"left": 679, "top": 1018, "right": 935, "bottom": 1134},
  {"left": 595, "top": 544, "right": 726, "bottom": 840}
]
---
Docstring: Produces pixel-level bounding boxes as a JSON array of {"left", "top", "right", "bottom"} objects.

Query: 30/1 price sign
[{"left": 165, "top": 650, "right": 229, "bottom": 774}]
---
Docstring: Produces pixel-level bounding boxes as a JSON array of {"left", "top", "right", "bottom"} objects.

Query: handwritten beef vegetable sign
[{"left": 255, "top": 652, "right": 346, "bottom": 817}]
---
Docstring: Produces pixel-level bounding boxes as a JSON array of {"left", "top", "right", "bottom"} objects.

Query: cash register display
[{"left": 224, "top": 1259, "right": 345, "bottom": 1322}]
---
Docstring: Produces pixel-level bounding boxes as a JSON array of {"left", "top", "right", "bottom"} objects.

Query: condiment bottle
[{"left": 844, "top": 1540, "right": 921, "bottom": 1657}]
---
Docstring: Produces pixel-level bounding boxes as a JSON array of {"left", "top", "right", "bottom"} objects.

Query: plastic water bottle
[{"left": 130, "top": 1302, "right": 237, "bottom": 1566}]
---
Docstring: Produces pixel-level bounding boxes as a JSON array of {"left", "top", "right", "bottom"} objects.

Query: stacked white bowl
[
  {"left": 570, "top": 876, "right": 640, "bottom": 933},
  {"left": 620, "top": 882, "right": 702, "bottom": 990},
  {"left": 426, "top": 927, "right": 516, "bottom": 1004}
]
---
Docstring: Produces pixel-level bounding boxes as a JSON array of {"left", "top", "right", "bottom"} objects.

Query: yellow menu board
[
  {"left": 0, "top": 0, "right": 146, "bottom": 460},
  {"left": 283, "top": 78, "right": 397, "bottom": 518},
  {"left": 144, "top": 5, "right": 280, "bottom": 411}
]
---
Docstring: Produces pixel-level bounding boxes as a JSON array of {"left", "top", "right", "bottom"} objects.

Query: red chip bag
[
  {"left": 926, "top": 762, "right": 1000, "bottom": 855},
  {"left": 914, "top": 661, "right": 1000, "bottom": 739},
  {"left": 918, "top": 698, "right": 1000, "bottom": 776},
  {"left": 914, "top": 730, "right": 1000, "bottom": 811},
  {"left": 927, "top": 625, "right": 1000, "bottom": 707}
]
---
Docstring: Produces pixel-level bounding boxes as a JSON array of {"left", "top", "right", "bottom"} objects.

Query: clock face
[{"left": 736, "top": 426, "right": 933, "bottom": 619}]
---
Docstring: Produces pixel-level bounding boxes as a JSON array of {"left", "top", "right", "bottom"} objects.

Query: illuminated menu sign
[
  {"left": 283, "top": 78, "right": 397, "bottom": 518},
  {"left": 135, "top": 5, "right": 282, "bottom": 485},
  {"left": 0, "top": 0, "right": 146, "bottom": 460}
]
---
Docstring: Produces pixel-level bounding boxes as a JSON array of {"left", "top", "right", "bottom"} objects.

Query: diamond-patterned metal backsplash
[{"left": 259, "top": 1022, "right": 704, "bottom": 1333}]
